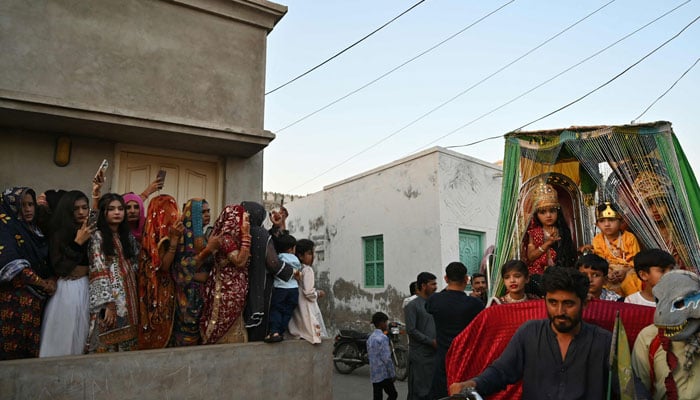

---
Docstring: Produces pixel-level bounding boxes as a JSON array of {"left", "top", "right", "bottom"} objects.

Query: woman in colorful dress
[
  {"left": 0, "top": 187, "right": 54, "bottom": 360},
  {"left": 200, "top": 205, "right": 251, "bottom": 344},
  {"left": 39, "top": 190, "right": 95, "bottom": 357},
  {"left": 169, "top": 199, "right": 219, "bottom": 346},
  {"left": 137, "top": 194, "right": 183, "bottom": 349},
  {"left": 87, "top": 193, "right": 139, "bottom": 353}
]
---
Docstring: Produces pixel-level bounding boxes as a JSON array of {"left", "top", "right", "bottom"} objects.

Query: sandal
[{"left": 264, "top": 333, "right": 283, "bottom": 343}]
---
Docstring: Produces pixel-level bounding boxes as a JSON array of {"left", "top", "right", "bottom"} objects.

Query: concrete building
[
  {"left": 0, "top": 0, "right": 287, "bottom": 212},
  {"left": 284, "top": 147, "right": 503, "bottom": 331}
]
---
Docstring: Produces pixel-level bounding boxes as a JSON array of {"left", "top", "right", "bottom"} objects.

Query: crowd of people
[
  {"left": 0, "top": 173, "right": 327, "bottom": 360},
  {"left": 387, "top": 180, "right": 699, "bottom": 400}
]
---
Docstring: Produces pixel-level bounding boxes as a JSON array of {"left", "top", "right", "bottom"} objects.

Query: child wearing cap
[{"left": 590, "top": 202, "right": 641, "bottom": 296}]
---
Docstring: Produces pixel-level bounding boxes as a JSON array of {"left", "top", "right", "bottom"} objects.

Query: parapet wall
[{"left": 0, "top": 339, "right": 332, "bottom": 400}]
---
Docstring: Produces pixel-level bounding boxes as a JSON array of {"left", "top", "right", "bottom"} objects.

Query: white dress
[
  {"left": 288, "top": 264, "right": 328, "bottom": 344},
  {"left": 39, "top": 276, "right": 90, "bottom": 357}
]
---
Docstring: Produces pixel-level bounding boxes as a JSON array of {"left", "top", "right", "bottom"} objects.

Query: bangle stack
[{"left": 538, "top": 246, "right": 545, "bottom": 253}]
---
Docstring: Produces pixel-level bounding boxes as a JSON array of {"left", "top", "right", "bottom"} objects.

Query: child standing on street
[{"left": 367, "top": 312, "right": 397, "bottom": 400}]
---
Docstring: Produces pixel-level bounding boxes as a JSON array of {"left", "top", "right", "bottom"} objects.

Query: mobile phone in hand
[
  {"left": 156, "top": 169, "right": 167, "bottom": 189},
  {"left": 94, "top": 159, "right": 109, "bottom": 181},
  {"left": 88, "top": 209, "right": 98, "bottom": 227}
]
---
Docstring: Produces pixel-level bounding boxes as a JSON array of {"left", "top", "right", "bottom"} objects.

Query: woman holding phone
[{"left": 86, "top": 193, "right": 139, "bottom": 352}]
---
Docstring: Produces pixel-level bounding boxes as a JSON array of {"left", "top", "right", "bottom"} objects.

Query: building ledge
[
  {"left": 168, "top": 0, "right": 287, "bottom": 31},
  {"left": 0, "top": 91, "right": 275, "bottom": 157}
]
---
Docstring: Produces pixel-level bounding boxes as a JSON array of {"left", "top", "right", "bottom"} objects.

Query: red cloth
[{"left": 445, "top": 299, "right": 655, "bottom": 399}]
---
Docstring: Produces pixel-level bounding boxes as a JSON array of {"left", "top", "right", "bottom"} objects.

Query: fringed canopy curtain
[{"left": 490, "top": 121, "right": 700, "bottom": 297}]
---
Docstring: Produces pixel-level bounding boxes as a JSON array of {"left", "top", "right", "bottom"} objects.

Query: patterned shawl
[
  {"left": 122, "top": 193, "right": 145, "bottom": 242},
  {"left": 0, "top": 187, "right": 50, "bottom": 282},
  {"left": 137, "top": 195, "right": 179, "bottom": 349},
  {"left": 200, "top": 204, "right": 248, "bottom": 344}
]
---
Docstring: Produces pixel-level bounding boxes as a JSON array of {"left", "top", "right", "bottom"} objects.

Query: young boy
[
  {"left": 576, "top": 253, "right": 621, "bottom": 301},
  {"left": 367, "top": 312, "right": 397, "bottom": 400},
  {"left": 265, "top": 233, "right": 301, "bottom": 342},
  {"left": 498, "top": 260, "right": 539, "bottom": 304},
  {"left": 591, "top": 202, "right": 641, "bottom": 296},
  {"left": 624, "top": 248, "right": 675, "bottom": 307},
  {"left": 287, "top": 239, "right": 327, "bottom": 344}
]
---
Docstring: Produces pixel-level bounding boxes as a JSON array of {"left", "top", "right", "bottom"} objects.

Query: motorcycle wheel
[
  {"left": 393, "top": 346, "right": 408, "bottom": 381},
  {"left": 333, "top": 342, "right": 360, "bottom": 374}
]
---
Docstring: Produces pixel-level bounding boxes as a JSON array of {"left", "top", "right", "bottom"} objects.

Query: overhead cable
[
  {"left": 513, "top": 15, "right": 699, "bottom": 132},
  {"left": 432, "top": 1, "right": 691, "bottom": 149},
  {"left": 275, "top": 0, "right": 516, "bottom": 134},
  {"left": 265, "top": 0, "right": 427, "bottom": 95},
  {"left": 632, "top": 56, "right": 700, "bottom": 123}
]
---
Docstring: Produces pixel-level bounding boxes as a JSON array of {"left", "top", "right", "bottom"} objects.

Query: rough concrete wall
[
  {"left": 438, "top": 152, "right": 502, "bottom": 268},
  {"left": 287, "top": 155, "right": 443, "bottom": 332},
  {"left": 0, "top": 130, "right": 113, "bottom": 197},
  {"left": 0, "top": 340, "right": 332, "bottom": 400},
  {"left": 225, "top": 151, "right": 264, "bottom": 205},
  {"left": 0, "top": 0, "right": 270, "bottom": 130}
]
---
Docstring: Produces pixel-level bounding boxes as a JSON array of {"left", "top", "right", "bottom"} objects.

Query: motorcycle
[{"left": 333, "top": 321, "right": 408, "bottom": 381}]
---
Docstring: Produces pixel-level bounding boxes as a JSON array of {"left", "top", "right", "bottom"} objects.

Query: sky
[{"left": 262, "top": 0, "right": 700, "bottom": 195}]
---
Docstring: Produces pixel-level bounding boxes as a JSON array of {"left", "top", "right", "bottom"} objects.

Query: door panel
[
  {"left": 118, "top": 152, "right": 220, "bottom": 217},
  {"left": 459, "top": 230, "right": 484, "bottom": 278}
]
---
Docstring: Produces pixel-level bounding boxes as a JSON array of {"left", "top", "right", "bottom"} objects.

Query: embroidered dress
[
  {"left": 0, "top": 187, "right": 49, "bottom": 360},
  {"left": 200, "top": 205, "right": 251, "bottom": 344},
  {"left": 137, "top": 195, "right": 179, "bottom": 349},
  {"left": 170, "top": 199, "right": 209, "bottom": 346},
  {"left": 87, "top": 230, "right": 139, "bottom": 352},
  {"left": 497, "top": 293, "right": 540, "bottom": 304},
  {"left": 525, "top": 225, "right": 557, "bottom": 275}
]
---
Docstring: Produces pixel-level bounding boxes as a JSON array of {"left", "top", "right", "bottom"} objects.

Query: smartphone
[
  {"left": 94, "top": 159, "right": 109, "bottom": 181},
  {"left": 156, "top": 169, "right": 167, "bottom": 189},
  {"left": 88, "top": 209, "right": 98, "bottom": 227}
]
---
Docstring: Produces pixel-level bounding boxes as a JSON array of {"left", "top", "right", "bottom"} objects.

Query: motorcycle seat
[{"left": 338, "top": 329, "right": 368, "bottom": 339}]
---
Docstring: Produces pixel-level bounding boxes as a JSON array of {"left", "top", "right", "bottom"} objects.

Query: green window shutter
[{"left": 363, "top": 235, "right": 384, "bottom": 288}]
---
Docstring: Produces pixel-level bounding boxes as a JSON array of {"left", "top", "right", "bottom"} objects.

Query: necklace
[
  {"left": 543, "top": 226, "right": 558, "bottom": 238},
  {"left": 604, "top": 232, "right": 623, "bottom": 259},
  {"left": 504, "top": 293, "right": 527, "bottom": 303}
]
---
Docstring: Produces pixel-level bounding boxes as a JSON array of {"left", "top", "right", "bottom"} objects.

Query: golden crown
[
  {"left": 634, "top": 171, "right": 670, "bottom": 201},
  {"left": 531, "top": 182, "right": 559, "bottom": 211},
  {"left": 596, "top": 202, "right": 620, "bottom": 220}
]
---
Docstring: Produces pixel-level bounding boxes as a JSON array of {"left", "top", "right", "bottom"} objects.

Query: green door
[{"left": 459, "top": 229, "right": 484, "bottom": 279}]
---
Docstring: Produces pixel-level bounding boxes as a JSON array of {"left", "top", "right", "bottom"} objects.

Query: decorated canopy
[{"left": 490, "top": 121, "right": 700, "bottom": 296}]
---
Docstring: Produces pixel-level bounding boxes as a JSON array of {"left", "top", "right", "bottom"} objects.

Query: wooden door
[
  {"left": 459, "top": 229, "right": 484, "bottom": 285},
  {"left": 117, "top": 151, "right": 220, "bottom": 217}
]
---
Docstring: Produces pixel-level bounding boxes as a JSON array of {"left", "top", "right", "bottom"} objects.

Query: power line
[
  {"left": 513, "top": 15, "right": 699, "bottom": 132},
  {"left": 275, "top": 0, "right": 516, "bottom": 134},
  {"left": 632, "top": 56, "right": 700, "bottom": 123},
  {"left": 265, "top": 0, "right": 427, "bottom": 96},
  {"left": 283, "top": 0, "right": 620, "bottom": 192},
  {"left": 432, "top": 1, "right": 691, "bottom": 150}
]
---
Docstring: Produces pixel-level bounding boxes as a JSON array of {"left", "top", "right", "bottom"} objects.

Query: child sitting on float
[{"left": 494, "top": 260, "right": 540, "bottom": 305}]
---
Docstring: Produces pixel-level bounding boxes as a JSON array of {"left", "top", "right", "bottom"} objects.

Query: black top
[
  {"left": 426, "top": 289, "right": 484, "bottom": 354},
  {"left": 474, "top": 319, "right": 612, "bottom": 400}
]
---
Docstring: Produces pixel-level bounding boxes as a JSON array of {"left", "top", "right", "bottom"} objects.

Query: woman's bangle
[{"left": 538, "top": 246, "right": 545, "bottom": 253}]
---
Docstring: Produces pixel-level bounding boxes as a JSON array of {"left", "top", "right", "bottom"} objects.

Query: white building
[{"left": 284, "top": 147, "right": 502, "bottom": 330}]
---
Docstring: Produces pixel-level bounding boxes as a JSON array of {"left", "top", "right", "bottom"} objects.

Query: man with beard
[
  {"left": 449, "top": 267, "right": 613, "bottom": 399},
  {"left": 403, "top": 272, "right": 438, "bottom": 400}
]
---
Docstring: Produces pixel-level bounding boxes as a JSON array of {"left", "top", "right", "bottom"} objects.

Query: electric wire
[
  {"left": 275, "top": 0, "right": 515, "bottom": 134},
  {"left": 512, "top": 15, "right": 699, "bottom": 132},
  {"left": 632, "top": 56, "right": 700, "bottom": 123},
  {"left": 265, "top": 0, "right": 427, "bottom": 96},
  {"left": 432, "top": 1, "right": 692, "bottom": 149},
  {"left": 445, "top": 14, "right": 699, "bottom": 151}
]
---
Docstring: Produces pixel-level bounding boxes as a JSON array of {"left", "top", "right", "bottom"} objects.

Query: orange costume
[{"left": 592, "top": 230, "right": 641, "bottom": 296}]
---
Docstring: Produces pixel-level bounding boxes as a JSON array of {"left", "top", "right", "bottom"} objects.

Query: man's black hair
[
  {"left": 408, "top": 281, "right": 417, "bottom": 296},
  {"left": 371, "top": 311, "right": 389, "bottom": 327},
  {"left": 634, "top": 248, "right": 676, "bottom": 276},
  {"left": 576, "top": 253, "right": 609, "bottom": 276},
  {"left": 416, "top": 272, "right": 437, "bottom": 291},
  {"left": 445, "top": 262, "right": 467, "bottom": 283},
  {"left": 471, "top": 272, "right": 486, "bottom": 281},
  {"left": 541, "top": 266, "right": 589, "bottom": 302}
]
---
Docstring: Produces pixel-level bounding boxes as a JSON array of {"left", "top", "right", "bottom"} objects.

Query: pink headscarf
[{"left": 122, "top": 192, "right": 145, "bottom": 241}]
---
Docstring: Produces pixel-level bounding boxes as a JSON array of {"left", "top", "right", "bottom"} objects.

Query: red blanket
[{"left": 445, "top": 299, "right": 655, "bottom": 399}]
